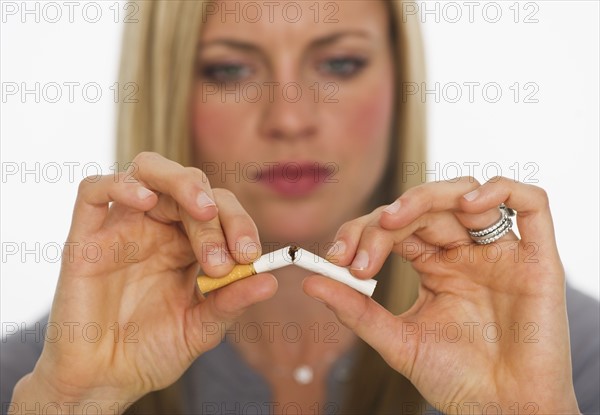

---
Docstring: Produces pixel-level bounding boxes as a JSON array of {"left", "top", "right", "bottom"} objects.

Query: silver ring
[{"left": 468, "top": 204, "right": 516, "bottom": 245}]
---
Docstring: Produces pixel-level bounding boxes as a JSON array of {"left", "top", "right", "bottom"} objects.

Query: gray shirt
[{"left": 2, "top": 284, "right": 599, "bottom": 414}]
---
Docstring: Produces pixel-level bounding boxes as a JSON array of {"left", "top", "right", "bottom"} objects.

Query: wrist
[
  {"left": 9, "top": 371, "right": 140, "bottom": 415},
  {"left": 536, "top": 397, "right": 581, "bottom": 415}
]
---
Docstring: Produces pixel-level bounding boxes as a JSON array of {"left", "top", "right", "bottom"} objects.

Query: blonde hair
[{"left": 117, "top": 1, "right": 427, "bottom": 413}]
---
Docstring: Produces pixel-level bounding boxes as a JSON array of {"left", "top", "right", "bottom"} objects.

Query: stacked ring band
[{"left": 468, "top": 204, "right": 516, "bottom": 245}]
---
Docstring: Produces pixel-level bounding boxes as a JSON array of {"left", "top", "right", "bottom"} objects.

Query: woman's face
[{"left": 191, "top": 0, "right": 394, "bottom": 245}]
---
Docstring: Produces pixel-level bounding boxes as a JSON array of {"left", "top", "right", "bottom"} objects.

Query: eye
[
  {"left": 199, "top": 63, "right": 253, "bottom": 83},
  {"left": 318, "top": 57, "right": 367, "bottom": 78}
]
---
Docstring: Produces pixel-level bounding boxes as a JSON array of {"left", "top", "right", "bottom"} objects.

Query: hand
[
  {"left": 303, "top": 176, "right": 580, "bottom": 414},
  {"left": 13, "top": 152, "right": 277, "bottom": 412}
]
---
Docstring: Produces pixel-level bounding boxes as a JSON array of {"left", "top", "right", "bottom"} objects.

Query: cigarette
[
  {"left": 291, "top": 248, "right": 377, "bottom": 297},
  {"left": 196, "top": 246, "right": 292, "bottom": 293},
  {"left": 196, "top": 246, "right": 377, "bottom": 297}
]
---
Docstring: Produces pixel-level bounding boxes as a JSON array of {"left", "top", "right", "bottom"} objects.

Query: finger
[
  {"left": 345, "top": 220, "right": 395, "bottom": 279},
  {"left": 148, "top": 194, "right": 236, "bottom": 277},
  {"left": 144, "top": 193, "right": 188, "bottom": 224},
  {"left": 192, "top": 218, "right": 237, "bottom": 277},
  {"left": 380, "top": 177, "right": 493, "bottom": 229},
  {"left": 130, "top": 153, "right": 236, "bottom": 276},
  {"left": 325, "top": 208, "right": 383, "bottom": 266},
  {"left": 380, "top": 177, "right": 514, "bottom": 246},
  {"left": 457, "top": 208, "right": 519, "bottom": 244},
  {"left": 407, "top": 211, "right": 473, "bottom": 248},
  {"left": 141, "top": 191, "right": 237, "bottom": 276},
  {"left": 393, "top": 233, "right": 440, "bottom": 264},
  {"left": 146, "top": 189, "right": 261, "bottom": 264},
  {"left": 213, "top": 189, "right": 261, "bottom": 264},
  {"left": 350, "top": 209, "right": 473, "bottom": 279},
  {"left": 302, "top": 275, "right": 411, "bottom": 375},
  {"left": 131, "top": 152, "right": 218, "bottom": 222},
  {"left": 459, "top": 176, "right": 556, "bottom": 248},
  {"left": 71, "top": 173, "right": 158, "bottom": 235}
]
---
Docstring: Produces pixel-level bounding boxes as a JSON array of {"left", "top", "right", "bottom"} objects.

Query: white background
[{"left": 1, "top": 1, "right": 598, "bottom": 333}]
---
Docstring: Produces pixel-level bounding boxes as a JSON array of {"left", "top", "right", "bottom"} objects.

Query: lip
[{"left": 255, "top": 161, "right": 334, "bottom": 198}]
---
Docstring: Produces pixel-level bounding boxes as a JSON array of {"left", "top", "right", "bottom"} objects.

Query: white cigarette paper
[
  {"left": 290, "top": 248, "right": 377, "bottom": 297},
  {"left": 253, "top": 246, "right": 294, "bottom": 273}
]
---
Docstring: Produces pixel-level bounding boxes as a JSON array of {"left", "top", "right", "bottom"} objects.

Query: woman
[{"left": 3, "top": 1, "right": 599, "bottom": 414}]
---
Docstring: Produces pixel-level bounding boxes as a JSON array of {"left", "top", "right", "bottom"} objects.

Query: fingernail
[
  {"left": 326, "top": 240, "right": 346, "bottom": 259},
  {"left": 350, "top": 250, "right": 369, "bottom": 270},
  {"left": 383, "top": 200, "right": 401, "bottom": 214},
  {"left": 238, "top": 236, "right": 260, "bottom": 261},
  {"left": 463, "top": 189, "right": 480, "bottom": 201},
  {"left": 137, "top": 186, "right": 154, "bottom": 200},
  {"left": 207, "top": 248, "right": 228, "bottom": 267},
  {"left": 197, "top": 191, "right": 216, "bottom": 208},
  {"left": 313, "top": 296, "right": 326, "bottom": 304}
]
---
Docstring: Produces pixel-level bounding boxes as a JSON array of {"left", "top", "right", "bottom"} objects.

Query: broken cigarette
[
  {"left": 291, "top": 248, "right": 377, "bottom": 297},
  {"left": 196, "top": 245, "right": 377, "bottom": 297},
  {"left": 196, "top": 246, "right": 292, "bottom": 293}
]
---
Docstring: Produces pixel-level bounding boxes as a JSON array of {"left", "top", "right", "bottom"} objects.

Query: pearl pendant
[{"left": 292, "top": 364, "right": 314, "bottom": 385}]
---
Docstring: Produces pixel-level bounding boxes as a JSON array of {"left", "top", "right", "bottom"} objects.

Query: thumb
[{"left": 302, "top": 274, "right": 413, "bottom": 375}]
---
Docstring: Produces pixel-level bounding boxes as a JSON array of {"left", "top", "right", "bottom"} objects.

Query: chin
[
  {"left": 253, "top": 205, "right": 340, "bottom": 248},
  {"left": 261, "top": 223, "right": 324, "bottom": 247}
]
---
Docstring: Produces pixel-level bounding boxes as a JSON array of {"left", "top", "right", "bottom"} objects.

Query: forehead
[{"left": 200, "top": 0, "right": 389, "bottom": 45}]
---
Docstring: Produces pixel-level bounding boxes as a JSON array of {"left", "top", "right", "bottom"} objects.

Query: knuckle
[
  {"left": 77, "top": 178, "right": 91, "bottom": 195},
  {"left": 362, "top": 223, "right": 387, "bottom": 242},
  {"left": 487, "top": 175, "right": 505, "bottom": 184},
  {"left": 405, "top": 185, "right": 426, "bottom": 201},
  {"left": 459, "top": 176, "right": 480, "bottom": 186},
  {"left": 350, "top": 296, "right": 372, "bottom": 331},
  {"left": 530, "top": 185, "right": 550, "bottom": 206},
  {"left": 404, "top": 186, "right": 434, "bottom": 211},
  {"left": 212, "top": 187, "right": 235, "bottom": 200},
  {"left": 113, "top": 171, "right": 130, "bottom": 184},
  {"left": 77, "top": 175, "right": 101, "bottom": 194},
  {"left": 133, "top": 151, "right": 161, "bottom": 166},
  {"left": 337, "top": 219, "right": 363, "bottom": 237},
  {"left": 183, "top": 166, "right": 210, "bottom": 187},
  {"left": 229, "top": 213, "right": 256, "bottom": 231},
  {"left": 194, "top": 226, "right": 225, "bottom": 243}
]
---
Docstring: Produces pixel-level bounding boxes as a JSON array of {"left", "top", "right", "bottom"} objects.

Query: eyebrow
[{"left": 197, "top": 30, "right": 371, "bottom": 53}]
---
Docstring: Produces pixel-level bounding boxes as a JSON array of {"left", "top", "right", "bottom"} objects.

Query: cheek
[
  {"left": 340, "top": 78, "right": 394, "bottom": 162},
  {"left": 321, "top": 73, "right": 393, "bottom": 210},
  {"left": 190, "top": 93, "right": 256, "bottom": 185},
  {"left": 191, "top": 101, "right": 233, "bottom": 158},
  {"left": 358, "top": 81, "right": 393, "bottom": 142}
]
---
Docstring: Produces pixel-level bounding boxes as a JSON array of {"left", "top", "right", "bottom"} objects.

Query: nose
[{"left": 259, "top": 80, "right": 318, "bottom": 141}]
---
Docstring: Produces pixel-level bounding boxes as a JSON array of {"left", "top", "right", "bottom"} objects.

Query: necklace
[
  {"left": 292, "top": 364, "right": 315, "bottom": 385},
  {"left": 229, "top": 318, "right": 357, "bottom": 386},
  {"left": 264, "top": 350, "right": 337, "bottom": 386}
]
